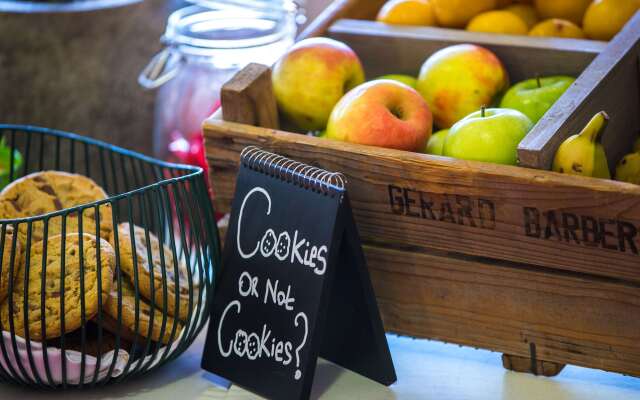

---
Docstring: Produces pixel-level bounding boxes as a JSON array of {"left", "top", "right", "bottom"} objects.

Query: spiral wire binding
[
  {"left": 0, "top": 125, "right": 220, "bottom": 389},
  {"left": 240, "top": 146, "right": 346, "bottom": 195}
]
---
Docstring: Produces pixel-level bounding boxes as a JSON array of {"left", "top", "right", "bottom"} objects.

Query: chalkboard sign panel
[{"left": 202, "top": 147, "right": 396, "bottom": 400}]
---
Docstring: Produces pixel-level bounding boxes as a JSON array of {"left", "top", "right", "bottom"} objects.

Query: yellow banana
[
  {"left": 552, "top": 111, "right": 611, "bottom": 179},
  {"left": 615, "top": 151, "right": 640, "bottom": 184}
]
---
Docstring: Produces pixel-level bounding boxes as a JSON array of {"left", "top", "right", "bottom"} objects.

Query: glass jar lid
[
  {"left": 163, "top": 2, "right": 299, "bottom": 53},
  {"left": 139, "top": 1, "right": 299, "bottom": 89}
]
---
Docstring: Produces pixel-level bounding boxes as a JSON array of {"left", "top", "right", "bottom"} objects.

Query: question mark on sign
[{"left": 294, "top": 312, "right": 308, "bottom": 380}]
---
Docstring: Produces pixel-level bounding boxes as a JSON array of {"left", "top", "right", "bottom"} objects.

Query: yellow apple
[
  {"left": 534, "top": 0, "right": 591, "bottom": 25},
  {"left": 416, "top": 44, "right": 509, "bottom": 129},
  {"left": 326, "top": 80, "right": 432, "bottom": 151},
  {"left": 272, "top": 37, "right": 365, "bottom": 131}
]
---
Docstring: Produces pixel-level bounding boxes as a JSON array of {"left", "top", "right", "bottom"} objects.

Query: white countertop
[{"left": 2, "top": 330, "right": 640, "bottom": 400}]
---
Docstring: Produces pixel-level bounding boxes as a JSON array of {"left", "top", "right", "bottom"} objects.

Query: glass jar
[{"left": 140, "top": 1, "right": 300, "bottom": 167}]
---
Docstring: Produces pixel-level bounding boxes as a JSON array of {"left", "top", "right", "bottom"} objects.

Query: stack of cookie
[{"left": 0, "top": 171, "right": 198, "bottom": 351}]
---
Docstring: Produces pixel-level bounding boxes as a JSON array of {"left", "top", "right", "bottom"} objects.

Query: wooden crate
[{"left": 204, "top": 12, "right": 640, "bottom": 377}]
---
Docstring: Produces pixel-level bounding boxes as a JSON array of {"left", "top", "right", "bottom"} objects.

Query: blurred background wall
[{"left": 0, "top": 0, "right": 330, "bottom": 155}]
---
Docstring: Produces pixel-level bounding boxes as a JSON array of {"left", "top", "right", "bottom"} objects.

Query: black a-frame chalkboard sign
[{"left": 202, "top": 146, "right": 396, "bottom": 400}]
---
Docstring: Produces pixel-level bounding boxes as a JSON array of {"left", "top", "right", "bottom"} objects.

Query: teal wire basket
[{"left": 0, "top": 125, "right": 220, "bottom": 388}]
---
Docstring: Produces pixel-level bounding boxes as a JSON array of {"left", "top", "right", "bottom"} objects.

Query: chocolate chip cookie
[
  {"left": 0, "top": 233, "right": 115, "bottom": 340},
  {"left": 95, "top": 312, "right": 145, "bottom": 345},
  {"left": 0, "top": 226, "right": 22, "bottom": 303},
  {"left": 46, "top": 321, "right": 131, "bottom": 357},
  {"left": 110, "top": 223, "right": 199, "bottom": 321},
  {"left": 103, "top": 278, "right": 182, "bottom": 344},
  {"left": 0, "top": 171, "right": 113, "bottom": 247}
]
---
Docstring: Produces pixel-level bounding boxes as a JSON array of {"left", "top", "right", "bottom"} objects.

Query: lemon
[
  {"left": 376, "top": 0, "right": 437, "bottom": 26},
  {"left": 529, "top": 18, "right": 585, "bottom": 39},
  {"left": 583, "top": 0, "right": 640, "bottom": 41},
  {"left": 534, "top": 0, "right": 591, "bottom": 24},
  {"left": 504, "top": 4, "right": 539, "bottom": 28},
  {"left": 431, "top": 0, "right": 497, "bottom": 28},
  {"left": 467, "top": 10, "right": 529, "bottom": 34}
]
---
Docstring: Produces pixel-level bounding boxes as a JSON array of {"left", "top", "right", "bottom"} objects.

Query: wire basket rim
[{"left": 0, "top": 124, "right": 206, "bottom": 225}]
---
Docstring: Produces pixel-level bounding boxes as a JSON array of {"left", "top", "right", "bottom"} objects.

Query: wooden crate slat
[
  {"left": 328, "top": 19, "right": 605, "bottom": 82},
  {"left": 328, "top": 20, "right": 601, "bottom": 83},
  {"left": 220, "top": 63, "right": 279, "bottom": 129},
  {"left": 204, "top": 122, "right": 640, "bottom": 284},
  {"left": 365, "top": 244, "right": 640, "bottom": 376}
]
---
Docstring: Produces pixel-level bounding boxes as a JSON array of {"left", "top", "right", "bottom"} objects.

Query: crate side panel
[
  {"left": 204, "top": 123, "right": 640, "bottom": 283},
  {"left": 365, "top": 244, "right": 640, "bottom": 377},
  {"left": 327, "top": 20, "right": 602, "bottom": 82}
]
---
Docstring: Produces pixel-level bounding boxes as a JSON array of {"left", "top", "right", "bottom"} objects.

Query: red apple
[
  {"left": 326, "top": 80, "right": 432, "bottom": 151},
  {"left": 272, "top": 37, "right": 365, "bottom": 131},
  {"left": 417, "top": 44, "right": 509, "bottom": 129}
]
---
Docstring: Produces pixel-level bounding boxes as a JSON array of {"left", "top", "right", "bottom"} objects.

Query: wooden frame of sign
[{"left": 202, "top": 148, "right": 396, "bottom": 399}]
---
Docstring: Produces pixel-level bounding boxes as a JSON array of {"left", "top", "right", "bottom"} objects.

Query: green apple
[
  {"left": 375, "top": 74, "right": 418, "bottom": 88},
  {"left": 443, "top": 108, "right": 533, "bottom": 165},
  {"left": 500, "top": 76, "right": 575, "bottom": 124},
  {"left": 425, "top": 129, "right": 449, "bottom": 155}
]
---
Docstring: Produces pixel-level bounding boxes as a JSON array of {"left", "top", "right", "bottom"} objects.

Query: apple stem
[
  {"left": 536, "top": 75, "right": 541, "bottom": 88},
  {"left": 481, "top": 106, "right": 486, "bottom": 118}
]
